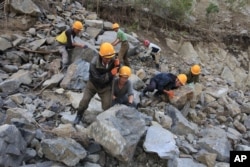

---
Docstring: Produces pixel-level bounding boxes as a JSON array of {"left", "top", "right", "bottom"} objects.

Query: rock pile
[{"left": 0, "top": 0, "right": 250, "bottom": 167}]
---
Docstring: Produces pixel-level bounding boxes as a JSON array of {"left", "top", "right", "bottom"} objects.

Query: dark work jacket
[
  {"left": 65, "top": 29, "right": 76, "bottom": 49},
  {"left": 89, "top": 55, "right": 116, "bottom": 89},
  {"left": 151, "top": 73, "right": 177, "bottom": 93}
]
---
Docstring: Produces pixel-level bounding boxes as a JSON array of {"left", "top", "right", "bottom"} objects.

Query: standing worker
[
  {"left": 143, "top": 40, "right": 161, "bottom": 69},
  {"left": 55, "top": 20, "right": 88, "bottom": 70},
  {"left": 140, "top": 73, "right": 187, "bottom": 98},
  {"left": 73, "top": 42, "right": 120, "bottom": 125},
  {"left": 112, "top": 66, "right": 137, "bottom": 108},
  {"left": 111, "top": 23, "right": 130, "bottom": 66}
]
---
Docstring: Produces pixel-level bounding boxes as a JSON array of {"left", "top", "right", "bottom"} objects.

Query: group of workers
[{"left": 55, "top": 21, "right": 201, "bottom": 125}]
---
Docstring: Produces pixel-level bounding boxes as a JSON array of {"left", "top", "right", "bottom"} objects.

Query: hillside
[{"left": 0, "top": 0, "right": 250, "bottom": 167}]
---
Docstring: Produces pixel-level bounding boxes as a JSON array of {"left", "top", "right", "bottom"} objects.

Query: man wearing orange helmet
[
  {"left": 111, "top": 23, "right": 130, "bottom": 66},
  {"left": 73, "top": 42, "right": 120, "bottom": 125},
  {"left": 56, "top": 21, "right": 88, "bottom": 70},
  {"left": 180, "top": 64, "right": 201, "bottom": 83},
  {"left": 186, "top": 64, "right": 201, "bottom": 84},
  {"left": 140, "top": 73, "right": 187, "bottom": 99},
  {"left": 112, "top": 66, "right": 137, "bottom": 108},
  {"left": 143, "top": 40, "right": 161, "bottom": 69}
]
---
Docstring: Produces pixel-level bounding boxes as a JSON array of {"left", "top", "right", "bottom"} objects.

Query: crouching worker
[
  {"left": 73, "top": 42, "right": 119, "bottom": 125},
  {"left": 186, "top": 64, "right": 201, "bottom": 84},
  {"left": 140, "top": 73, "right": 187, "bottom": 99},
  {"left": 112, "top": 66, "right": 137, "bottom": 108},
  {"left": 143, "top": 40, "right": 161, "bottom": 69}
]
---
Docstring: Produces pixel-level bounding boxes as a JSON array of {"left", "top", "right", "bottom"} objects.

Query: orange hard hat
[
  {"left": 177, "top": 74, "right": 187, "bottom": 85},
  {"left": 72, "top": 21, "right": 83, "bottom": 30},
  {"left": 112, "top": 23, "right": 119, "bottom": 29},
  {"left": 99, "top": 42, "right": 116, "bottom": 58},
  {"left": 191, "top": 65, "right": 201, "bottom": 75},
  {"left": 119, "top": 66, "right": 132, "bottom": 77}
]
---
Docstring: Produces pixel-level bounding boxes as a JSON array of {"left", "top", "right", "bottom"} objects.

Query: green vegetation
[
  {"left": 132, "top": 0, "right": 193, "bottom": 22},
  {"left": 225, "top": 0, "right": 249, "bottom": 11},
  {"left": 167, "top": 0, "right": 193, "bottom": 21},
  {"left": 206, "top": 3, "right": 219, "bottom": 17}
]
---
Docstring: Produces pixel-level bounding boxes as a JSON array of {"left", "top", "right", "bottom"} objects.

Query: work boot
[
  {"left": 73, "top": 114, "right": 82, "bottom": 125},
  {"left": 156, "top": 64, "right": 160, "bottom": 69}
]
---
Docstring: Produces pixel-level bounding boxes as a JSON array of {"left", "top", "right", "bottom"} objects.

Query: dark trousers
[
  {"left": 143, "top": 79, "right": 157, "bottom": 93},
  {"left": 77, "top": 80, "right": 112, "bottom": 116}
]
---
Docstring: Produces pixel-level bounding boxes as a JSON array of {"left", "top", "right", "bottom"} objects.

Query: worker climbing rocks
[
  {"left": 142, "top": 40, "right": 161, "bottom": 69},
  {"left": 140, "top": 73, "right": 187, "bottom": 99},
  {"left": 73, "top": 42, "right": 120, "bottom": 125},
  {"left": 111, "top": 23, "right": 130, "bottom": 67},
  {"left": 112, "top": 66, "right": 137, "bottom": 108},
  {"left": 55, "top": 20, "right": 88, "bottom": 70}
]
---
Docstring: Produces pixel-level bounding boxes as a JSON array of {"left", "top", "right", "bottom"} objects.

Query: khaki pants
[
  {"left": 140, "top": 50, "right": 161, "bottom": 65},
  {"left": 55, "top": 41, "right": 69, "bottom": 66},
  {"left": 77, "top": 80, "right": 112, "bottom": 116},
  {"left": 118, "top": 41, "right": 129, "bottom": 66},
  {"left": 152, "top": 51, "right": 161, "bottom": 65}
]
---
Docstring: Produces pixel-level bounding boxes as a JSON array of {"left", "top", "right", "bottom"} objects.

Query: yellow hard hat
[
  {"left": 177, "top": 74, "right": 187, "bottom": 85},
  {"left": 99, "top": 42, "right": 115, "bottom": 58},
  {"left": 119, "top": 66, "right": 131, "bottom": 77},
  {"left": 112, "top": 23, "right": 119, "bottom": 29},
  {"left": 191, "top": 65, "right": 201, "bottom": 75},
  {"left": 72, "top": 21, "right": 83, "bottom": 30}
]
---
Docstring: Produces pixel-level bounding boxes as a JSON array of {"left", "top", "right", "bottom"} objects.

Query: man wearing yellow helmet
[
  {"left": 55, "top": 21, "right": 88, "bottom": 70},
  {"left": 73, "top": 42, "right": 120, "bottom": 125},
  {"left": 185, "top": 64, "right": 201, "bottom": 84},
  {"left": 186, "top": 64, "right": 201, "bottom": 83},
  {"left": 111, "top": 23, "right": 130, "bottom": 66},
  {"left": 140, "top": 72, "right": 187, "bottom": 99},
  {"left": 112, "top": 66, "right": 137, "bottom": 108}
]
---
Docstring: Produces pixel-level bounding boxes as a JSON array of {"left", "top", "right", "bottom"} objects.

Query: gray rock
[
  {"left": 143, "top": 123, "right": 179, "bottom": 159},
  {"left": 41, "top": 137, "right": 87, "bottom": 166}
]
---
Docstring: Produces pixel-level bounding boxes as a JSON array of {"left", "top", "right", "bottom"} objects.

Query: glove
[
  {"left": 164, "top": 90, "right": 174, "bottom": 98},
  {"left": 111, "top": 67, "right": 119, "bottom": 76},
  {"left": 83, "top": 45, "right": 88, "bottom": 49},
  {"left": 114, "top": 58, "right": 120, "bottom": 67}
]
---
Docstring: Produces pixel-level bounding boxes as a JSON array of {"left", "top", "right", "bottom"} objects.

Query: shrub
[{"left": 206, "top": 3, "right": 219, "bottom": 17}]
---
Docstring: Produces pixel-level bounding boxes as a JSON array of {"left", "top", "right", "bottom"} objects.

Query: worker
[
  {"left": 140, "top": 73, "right": 187, "bottom": 98},
  {"left": 186, "top": 64, "right": 201, "bottom": 84},
  {"left": 55, "top": 20, "right": 88, "bottom": 70},
  {"left": 143, "top": 40, "right": 161, "bottom": 69},
  {"left": 111, "top": 23, "right": 130, "bottom": 66},
  {"left": 112, "top": 66, "right": 137, "bottom": 108},
  {"left": 73, "top": 42, "right": 120, "bottom": 125}
]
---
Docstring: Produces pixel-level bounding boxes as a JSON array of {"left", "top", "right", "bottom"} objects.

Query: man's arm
[
  {"left": 111, "top": 38, "right": 120, "bottom": 46},
  {"left": 128, "top": 95, "right": 134, "bottom": 104}
]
